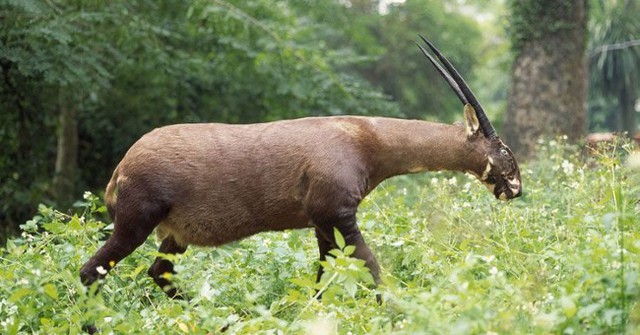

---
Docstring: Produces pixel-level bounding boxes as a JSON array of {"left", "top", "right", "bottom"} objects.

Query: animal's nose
[{"left": 513, "top": 189, "right": 522, "bottom": 198}]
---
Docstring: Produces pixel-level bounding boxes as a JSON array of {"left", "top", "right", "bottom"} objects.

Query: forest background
[
  {"left": 1, "top": 0, "right": 638, "bottom": 244},
  {"left": 1, "top": 0, "right": 640, "bottom": 334}
]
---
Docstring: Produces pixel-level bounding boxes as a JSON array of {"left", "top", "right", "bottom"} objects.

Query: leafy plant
[{"left": 1, "top": 140, "right": 638, "bottom": 334}]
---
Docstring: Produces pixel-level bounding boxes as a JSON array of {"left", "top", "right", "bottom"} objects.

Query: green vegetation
[
  {"left": 1, "top": 140, "right": 638, "bottom": 334},
  {"left": 588, "top": 0, "right": 640, "bottom": 134},
  {"left": 1, "top": 1, "right": 639, "bottom": 333},
  {"left": 0, "top": 0, "right": 483, "bottom": 240}
]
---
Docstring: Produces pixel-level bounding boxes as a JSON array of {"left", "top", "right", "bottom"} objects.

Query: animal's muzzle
[{"left": 495, "top": 185, "right": 522, "bottom": 201}]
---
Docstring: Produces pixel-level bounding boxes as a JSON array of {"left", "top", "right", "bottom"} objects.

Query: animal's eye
[{"left": 500, "top": 148, "right": 508, "bottom": 156}]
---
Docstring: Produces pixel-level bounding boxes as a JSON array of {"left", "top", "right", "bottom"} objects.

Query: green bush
[{"left": 1, "top": 139, "right": 638, "bottom": 334}]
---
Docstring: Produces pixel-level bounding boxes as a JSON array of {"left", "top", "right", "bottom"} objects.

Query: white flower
[
  {"left": 463, "top": 182, "right": 471, "bottom": 192},
  {"left": 561, "top": 160, "right": 574, "bottom": 174},
  {"left": 627, "top": 152, "right": 640, "bottom": 170},
  {"left": 482, "top": 255, "right": 496, "bottom": 263},
  {"left": 96, "top": 266, "right": 107, "bottom": 275}
]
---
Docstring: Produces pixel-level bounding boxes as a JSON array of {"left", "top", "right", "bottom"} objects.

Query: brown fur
[{"left": 112, "top": 116, "right": 487, "bottom": 246}]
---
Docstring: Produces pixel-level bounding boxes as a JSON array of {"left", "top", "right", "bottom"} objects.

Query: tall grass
[{"left": 1, "top": 138, "right": 638, "bottom": 334}]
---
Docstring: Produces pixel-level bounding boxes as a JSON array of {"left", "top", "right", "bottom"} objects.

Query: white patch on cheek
[
  {"left": 481, "top": 162, "right": 492, "bottom": 181},
  {"left": 508, "top": 177, "right": 520, "bottom": 187}
]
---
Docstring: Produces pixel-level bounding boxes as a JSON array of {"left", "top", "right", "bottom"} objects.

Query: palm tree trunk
[{"left": 504, "top": 0, "right": 588, "bottom": 159}]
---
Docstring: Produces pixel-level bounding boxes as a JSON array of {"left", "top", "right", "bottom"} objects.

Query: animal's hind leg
[
  {"left": 314, "top": 227, "right": 333, "bottom": 284},
  {"left": 80, "top": 198, "right": 167, "bottom": 288},
  {"left": 148, "top": 235, "right": 187, "bottom": 299}
]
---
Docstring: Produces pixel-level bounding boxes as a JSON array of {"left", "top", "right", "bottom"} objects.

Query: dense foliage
[
  {"left": 1, "top": 140, "right": 638, "bottom": 334},
  {"left": 587, "top": 0, "right": 640, "bottom": 134},
  {"left": 0, "top": 0, "right": 483, "bottom": 241}
]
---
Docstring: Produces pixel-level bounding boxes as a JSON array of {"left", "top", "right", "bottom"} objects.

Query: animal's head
[{"left": 417, "top": 35, "right": 522, "bottom": 200}]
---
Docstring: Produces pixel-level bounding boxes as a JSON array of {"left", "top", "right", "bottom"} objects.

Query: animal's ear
[{"left": 463, "top": 104, "right": 480, "bottom": 137}]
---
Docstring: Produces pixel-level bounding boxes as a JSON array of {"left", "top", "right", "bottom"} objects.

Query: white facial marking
[
  {"left": 508, "top": 176, "right": 520, "bottom": 187},
  {"left": 508, "top": 176, "right": 521, "bottom": 194},
  {"left": 481, "top": 162, "right": 492, "bottom": 181}
]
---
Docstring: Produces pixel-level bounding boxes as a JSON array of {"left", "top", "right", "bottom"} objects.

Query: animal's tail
[{"left": 104, "top": 164, "right": 120, "bottom": 221}]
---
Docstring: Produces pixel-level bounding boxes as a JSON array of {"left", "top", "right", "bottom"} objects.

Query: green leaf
[
  {"left": 42, "top": 221, "right": 65, "bottom": 234},
  {"left": 343, "top": 245, "right": 356, "bottom": 256},
  {"left": 69, "top": 214, "right": 82, "bottom": 231},
  {"left": 290, "top": 277, "right": 315, "bottom": 288},
  {"left": 344, "top": 279, "right": 357, "bottom": 297},
  {"left": 9, "top": 287, "right": 31, "bottom": 303},
  {"left": 43, "top": 284, "right": 58, "bottom": 300},
  {"left": 334, "top": 228, "right": 346, "bottom": 250}
]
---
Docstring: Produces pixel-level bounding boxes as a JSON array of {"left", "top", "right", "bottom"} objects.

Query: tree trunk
[
  {"left": 52, "top": 98, "right": 78, "bottom": 206},
  {"left": 504, "top": 0, "right": 588, "bottom": 159}
]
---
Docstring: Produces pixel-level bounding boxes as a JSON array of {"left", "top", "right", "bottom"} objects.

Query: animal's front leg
[
  {"left": 314, "top": 227, "right": 333, "bottom": 284},
  {"left": 313, "top": 213, "right": 382, "bottom": 287},
  {"left": 305, "top": 173, "right": 382, "bottom": 300}
]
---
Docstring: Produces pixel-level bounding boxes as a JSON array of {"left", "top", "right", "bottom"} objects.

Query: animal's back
[{"left": 109, "top": 116, "right": 376, "bottom": 246}]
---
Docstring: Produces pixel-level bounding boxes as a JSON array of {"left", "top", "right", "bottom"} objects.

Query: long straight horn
[
  {"left": 418, "top": 34, "right": 497, "bottom": 139},
  {"left": 416, "top": 43, "right": 469, "bottom": 106}
]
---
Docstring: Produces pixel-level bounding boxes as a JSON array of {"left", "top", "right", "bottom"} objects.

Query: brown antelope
[{"left": 80, "top": 35, "right": 522, "bottom": 300}]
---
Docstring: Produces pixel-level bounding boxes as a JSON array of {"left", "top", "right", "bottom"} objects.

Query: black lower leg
[
  {"left": 314, "top": 228, "right": 333, "bottom": 284},
  {"left": 338, "top": 225, "right": 383, "bottom": 304},
  {"left": 79, "top": 229, "right": 153, "bottom": 334},
  {"left": 147, "top": 236, "right": 187, "bottom": 299},
  {"left": 316, "top": 218, "right": 381, "bottom": 285},
  {"left": 80, "top": 229, "right": 150, "bottom": 288},
  {"left": 313, "top": 216, "right": 382, "bottom": 303},
  {"left": 80, "top": 194, "right": 168, "bottom": 288}
]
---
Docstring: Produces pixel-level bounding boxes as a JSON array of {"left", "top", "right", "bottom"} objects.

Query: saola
[{"left": 80, "top": 35, "right": 522, "bottom": 301}]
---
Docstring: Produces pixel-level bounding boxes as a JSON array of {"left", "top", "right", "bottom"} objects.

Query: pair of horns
[{"left": 417, "top": 34, "right": 497, "bottom": 139}]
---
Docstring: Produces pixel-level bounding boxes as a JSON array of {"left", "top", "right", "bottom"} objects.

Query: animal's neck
[{"left": 368, "top": 118, "right": 486, "bottom": 185}]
